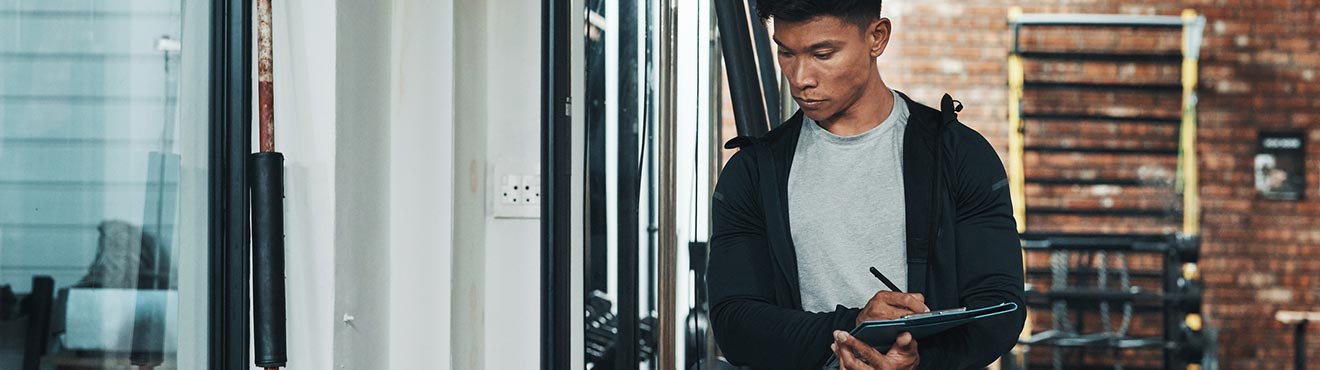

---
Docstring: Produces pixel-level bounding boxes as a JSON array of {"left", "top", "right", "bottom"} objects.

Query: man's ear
[{"left": 868, "top": 18, "right": 892, "bottom": 58}]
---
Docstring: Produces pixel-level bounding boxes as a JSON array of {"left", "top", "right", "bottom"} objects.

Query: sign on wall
[{"left": 1254, "top": 131, "right": 1306, "bottom": 201}]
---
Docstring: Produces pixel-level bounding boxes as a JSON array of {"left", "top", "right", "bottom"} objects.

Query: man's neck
[{"left": 816, "top": 76, "right": 893, "bottom": 137}]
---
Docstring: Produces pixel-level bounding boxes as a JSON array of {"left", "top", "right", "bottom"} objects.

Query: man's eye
[{"left": 814, "top": 53, "right": 833, "bottom": 60}]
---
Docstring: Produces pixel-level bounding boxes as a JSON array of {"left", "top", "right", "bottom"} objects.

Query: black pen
[{"left": 870, "top": 266, "right": 903, "bottom": 293}]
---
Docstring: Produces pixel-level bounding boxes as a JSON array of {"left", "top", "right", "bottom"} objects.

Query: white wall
[
  {"left": 277, "top": 0, "right": 464, "bottom": 368},
  {"left": 333, "top": 0, "right": 392, "bottom": 368},
  {"left": 269, "top": 0, "right": 552, "bottom": 367},
  {"left": 268, "top": 1, "right": 336, "bottom": 369},
  {"left": 387, "top": 0, "right": 454, "bottom": 368},
  {"left": 452, "top": 0, "right": 577, "bottom": 366},
  {"left": 481, "top": 0, "right": 545, "bottom": 368},
  {"left": 450, "top": 0, "right": 489, "bottom": 366}
]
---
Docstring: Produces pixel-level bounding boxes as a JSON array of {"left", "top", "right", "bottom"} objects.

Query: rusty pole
[
  {"left": 257, "top": 0, "right": 275, "bottom": 153},
  {"left": 254, "top": 4, "right": 280, "bottom": 370}
]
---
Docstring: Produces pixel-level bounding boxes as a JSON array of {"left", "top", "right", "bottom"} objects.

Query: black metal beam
[
  {"left": 209, "top": 0, "right": 251, "bottom": 368},
  {"left": 1025, "top": 267, "right": 1165, "bottom": 280},
  {"left": 617, "top": 0, "right": 641, "bottom": 366},
  {"left": 745, "top": 0, "right": 780, "bottom": 128},
  {"left": 714, "top": 0, "right": 769, "bottom": 137},
  {"left": 1026, "top": 207, "right": 1179, "bottom": 217},
  {"left": 1019, "top": 235, "right": 1174, "bottom": 252},
  {"left": 541, "top": 0, "right": 572, "bottom": 367},
  {"left": 1023, "top": 80, "right": 1182, "bottom": 93}
]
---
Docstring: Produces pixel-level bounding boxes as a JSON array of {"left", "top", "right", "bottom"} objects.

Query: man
[{"left": 707, "top": 1, "right": 1025, "bottom": 369}]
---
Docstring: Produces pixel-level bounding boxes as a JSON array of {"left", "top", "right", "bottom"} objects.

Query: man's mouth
[{"left": 796, "top": 98, "right": 826, "bottom": 109}]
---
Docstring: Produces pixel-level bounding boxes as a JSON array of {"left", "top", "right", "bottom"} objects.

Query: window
[{"left": 0, "top": 0, "right": 216, "bottom": 368}]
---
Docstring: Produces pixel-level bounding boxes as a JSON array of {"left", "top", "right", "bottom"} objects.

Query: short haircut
[{"left": 756, "top": 0, "right": 883, "bottom": 27}]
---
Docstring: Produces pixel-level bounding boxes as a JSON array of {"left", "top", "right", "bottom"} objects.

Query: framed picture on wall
[{"left": 1255, "top": 131, "right": 1306, "bottom": 201}]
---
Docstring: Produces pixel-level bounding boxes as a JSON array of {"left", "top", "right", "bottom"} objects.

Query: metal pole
[
  {"left": 251, "top": 1, "right": 287, "bottom": 368},
  {"left": 713, "top": 0, "right": 768, "bottom": 137},
  {"left": 705, "top": 2, "right": 724, "bottom": 367},
  {"left": 617, "top": 0, "right": 642, "bottom": 367},
  {"left": 257, "top": 0, "right": 275, "bottom": 153},
  {"left": 1007, "top": 7, "right": 1027, "bottom": 234},
  {"left": 744, "top": 0, "right": 780, "bottom": 128},
  {"left": 541, "top": 0, "right": 573, "bottom": 367},
  {"left": 1177, "top": 9, "right": 1204, "bottom": 236},
  {"left": 657, "top": 0, "right": 678, "bottom": 368},
  {"left": 1296, "top": 321, "right": 1307, "bottom": 370}
]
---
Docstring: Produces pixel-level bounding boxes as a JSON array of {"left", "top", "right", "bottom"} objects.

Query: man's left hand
[{"left": 830, "top": 330, "right": 919, "bottom": 370}]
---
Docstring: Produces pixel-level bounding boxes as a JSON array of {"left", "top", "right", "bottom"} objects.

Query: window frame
[{"left": 208, "top": 0, "right": 251, "bottom": 369}]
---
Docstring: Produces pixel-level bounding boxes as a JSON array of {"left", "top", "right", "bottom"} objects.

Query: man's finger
[
  {"left": 836, "top": 331, "right": 884, "bottom": 368},
  {"left": 902, "top": 294, "right": 930, "bottom": 313},
  {"left": 836, "top": 341, "right": 869, "bottom": 370},
  {"left": 892, "top": 332, "right": 917, "bottom": 354},
  {"left": 828, "top": 343, "right": 850, "bottom": 370},
  {"left": 834, "top": 331, "right": 870, "bottom": 369},
  {"left": 886, "top": 332, "right": 920, "bottom": 366}
]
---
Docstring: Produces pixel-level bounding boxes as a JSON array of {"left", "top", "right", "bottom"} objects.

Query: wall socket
[{"left": 493, "top": 173, "right": 540, "bottom": 219}]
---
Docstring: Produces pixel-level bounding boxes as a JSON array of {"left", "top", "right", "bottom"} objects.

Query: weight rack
[{"left": 1004, "top": 8, "right": 1211, "bottom": 370}]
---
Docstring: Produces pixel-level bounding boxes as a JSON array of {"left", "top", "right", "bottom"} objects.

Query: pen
[{"left": 870, "top": 266, "right": 903, "bottom": 293}]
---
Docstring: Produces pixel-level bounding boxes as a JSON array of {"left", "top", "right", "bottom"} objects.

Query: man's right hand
[{"left": 856, "top": 291, "right": 929, "bottom": 325}]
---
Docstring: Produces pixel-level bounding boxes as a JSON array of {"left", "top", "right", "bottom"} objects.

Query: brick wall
[
  {"left": 722, "top": 0, "right": 1320, "bottom": 368},
  {"left": 892, "top": 1, "right": 1320, "bottom": 368}
]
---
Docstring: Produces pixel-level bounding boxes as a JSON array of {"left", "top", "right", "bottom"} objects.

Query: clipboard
[{"left": 825, "top": 302, "right": 1019, "bottom": 367}]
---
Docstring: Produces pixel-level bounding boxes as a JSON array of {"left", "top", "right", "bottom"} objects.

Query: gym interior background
[{"left": 0, "top": 0, "right": 1315, "bottom": 369}]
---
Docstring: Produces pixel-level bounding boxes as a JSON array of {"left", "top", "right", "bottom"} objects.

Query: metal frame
[
  {"left": 615, "top": 0, "right": 642, "bottom": 366},
  {"left": 745, "top": 0, "right": 780, "bottom": 128},
  {"left": 209, "top": 0, "right": 252, "bottom": 368},
  {"left": 1006, "top": 7, "right": 1206, "bottom": 235},
  {"left": 714, "top": 0, "right": 769, "bottom": 137},
  {"left": 541, "top": 0, "right": 573, "bottom": 367},
  {"left": 655, "top": 0, "right": 678, "bottom": 368},
  {"left": 1007, "top": 8, "right": 1208, "bottom": 370}
]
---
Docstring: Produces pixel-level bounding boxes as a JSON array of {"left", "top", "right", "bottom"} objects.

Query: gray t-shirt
[{"left": 789, "top": 90, "right": 909, "bottom": 313}]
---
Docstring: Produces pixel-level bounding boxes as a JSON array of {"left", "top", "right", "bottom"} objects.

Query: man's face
[{"left": 773, "top": 16, "right": 889, "bottom": 122}]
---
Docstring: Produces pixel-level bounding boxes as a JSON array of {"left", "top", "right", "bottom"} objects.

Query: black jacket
[{"left": 708, "top": 92, "right": 1026, "bottom": 370}]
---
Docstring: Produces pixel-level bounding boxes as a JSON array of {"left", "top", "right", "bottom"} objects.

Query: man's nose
[{"left": 789, "top": 65, "right": 817, "bottom": 91}]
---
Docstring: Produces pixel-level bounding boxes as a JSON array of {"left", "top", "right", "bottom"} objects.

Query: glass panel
[{"left": 0, "top": 0, "right": 211, "bottom": 368}]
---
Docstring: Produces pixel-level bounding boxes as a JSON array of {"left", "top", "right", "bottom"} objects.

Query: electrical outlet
[{"left": 493, "top": 172, "right": 540, "bottom": 219}]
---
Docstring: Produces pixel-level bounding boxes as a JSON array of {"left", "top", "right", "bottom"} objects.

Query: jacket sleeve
[
  {"left": 708, "top": 149, "right": 860, "bottom": 370},
  {"left": 916, "top": 129, "right": 1027, "bottom": 370}
]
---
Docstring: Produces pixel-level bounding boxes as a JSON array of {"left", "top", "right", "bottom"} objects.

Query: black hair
[{"left": 756, "top": 0, "right": 883, "bottom": 27}]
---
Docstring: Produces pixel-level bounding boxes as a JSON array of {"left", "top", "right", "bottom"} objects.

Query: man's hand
[
  {"left": 831, "top": 330, "right": 919, "bottom": 370},
  {"left": 856, "top": 291, "right": 929, "bottom": 325}
]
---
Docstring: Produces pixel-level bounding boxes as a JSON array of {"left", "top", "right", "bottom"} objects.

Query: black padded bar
[
  {"left": 250, "top": 152, "right": 288, "bottom": 367},
  {"left": 1027, "top": 207, "right": 1180, "bottom": 217},
  {"left": 1025, "top": 267, "right": 1165, "bottom": 280}
]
